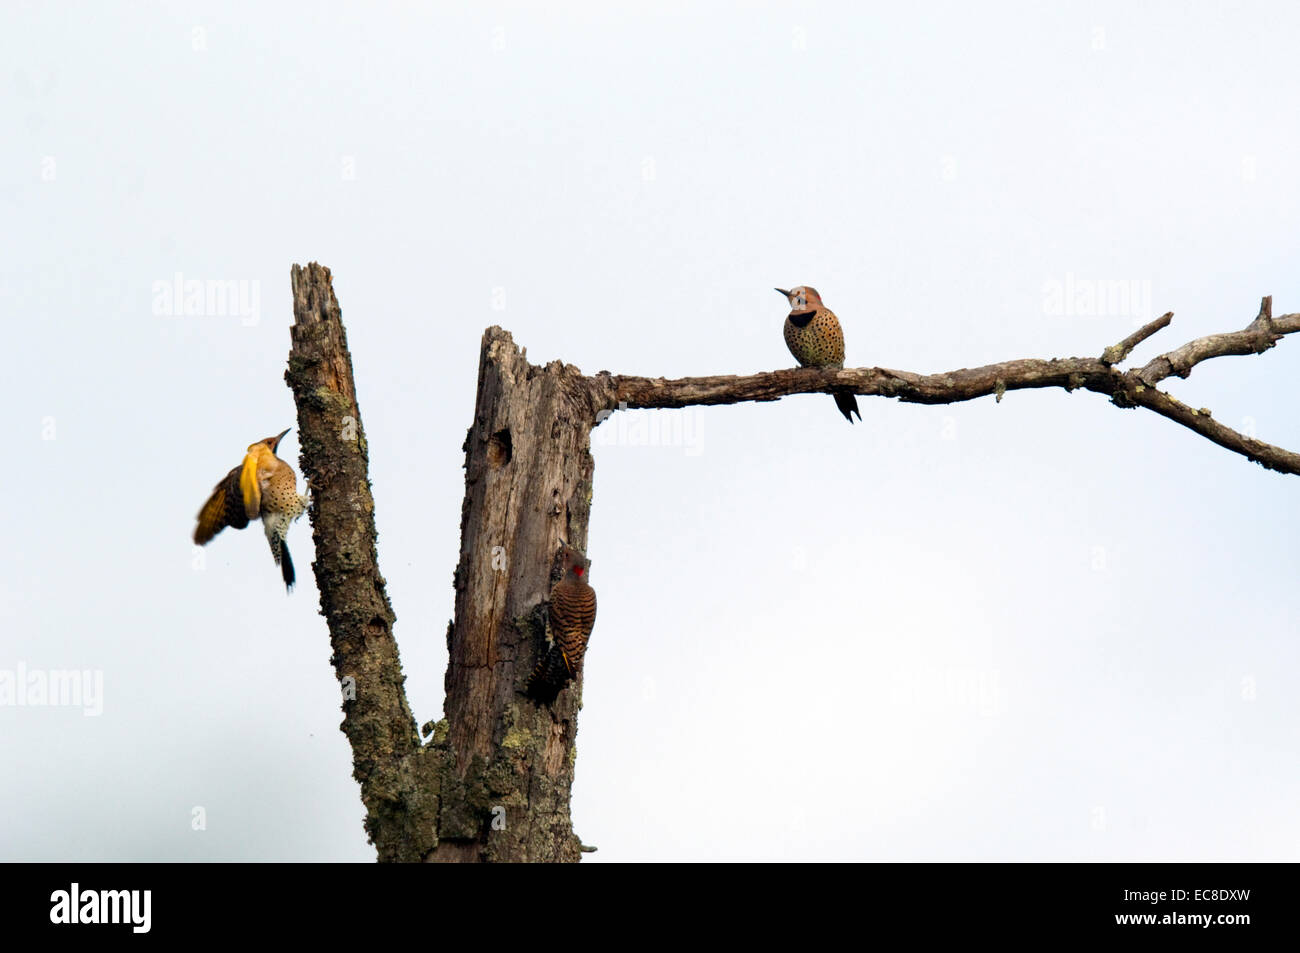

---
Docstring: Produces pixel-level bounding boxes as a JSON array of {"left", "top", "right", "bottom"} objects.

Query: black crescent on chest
[{"left": 788, "top": 311, "right": 816, "bottom": 328}]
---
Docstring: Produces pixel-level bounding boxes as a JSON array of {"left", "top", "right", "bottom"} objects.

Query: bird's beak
[
  {"left": 271, "top": 427, "right": 291, "bottom": 449},
  {"left": 774, "top": 288, "right": 790, "bottom": 297}
]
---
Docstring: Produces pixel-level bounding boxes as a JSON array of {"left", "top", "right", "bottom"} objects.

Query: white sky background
[{"left": 3, "top": 1, "right": 1298, "bottom": 862}]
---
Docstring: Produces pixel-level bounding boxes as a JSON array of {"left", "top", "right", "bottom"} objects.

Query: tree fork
[
  {"left": 285, "top": 263, "right": 1299, "bottom": 863},
  {"left": 287, "top": 263, "right": 597, "bottom": 861}
]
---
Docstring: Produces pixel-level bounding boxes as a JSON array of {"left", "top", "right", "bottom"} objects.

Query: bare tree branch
[
  {"left": 595, "top": 299, "right": 1300, "bottom": 476},
  {"left": 1136, "top": 297, "right": 1293, "bottom": 385},
  {"left": 1101, "top": 312, "right": 1173, "bottom": 365}
]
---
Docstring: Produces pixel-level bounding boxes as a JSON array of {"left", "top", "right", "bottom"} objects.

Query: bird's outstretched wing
[{"left": 193, "top": 465, "right": 251, "bottom": 545}]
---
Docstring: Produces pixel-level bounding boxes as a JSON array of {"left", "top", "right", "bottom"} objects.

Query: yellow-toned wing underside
[
  {"left": 239, "top": 450, "right": 264, "bottom": 520},
  {"left": 193, "top": 465, "right": 249, "bottom": 545}
]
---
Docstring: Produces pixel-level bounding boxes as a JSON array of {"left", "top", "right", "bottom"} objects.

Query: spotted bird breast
[
  {"left": 260, "top": 463, "right": 301, "bottom": 514},
  {"left": 784, "top": 308, "right": 845, "bottom": 368}
]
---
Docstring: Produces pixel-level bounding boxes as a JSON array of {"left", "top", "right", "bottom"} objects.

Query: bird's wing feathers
[
  {"left": 550, "top": 582, "right": 597, "bottom": 674},
  {"left": 193, "top": 465, "right": 250, "bottom": 544},
  {"left": 239, "top": 450, "right": 263, "bottom": 520}
]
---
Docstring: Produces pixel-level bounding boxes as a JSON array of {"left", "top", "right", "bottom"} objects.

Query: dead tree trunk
[
  {"left": 284, "top": 262, "right": 1300, "bottom": 862},
  {"left": 287, "top": 264, "right": 600, "bottom": 861},
  {"left": 285, "top": 264, "right": 435, "bottom": 862},
  {"left": 432, "top": 327, "right": 600, "bottom": 862}
]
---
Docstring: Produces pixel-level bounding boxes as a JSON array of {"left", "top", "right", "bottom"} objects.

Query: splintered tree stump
[{"left": 433, "top": 328, "right": 600, "bottom": 862}]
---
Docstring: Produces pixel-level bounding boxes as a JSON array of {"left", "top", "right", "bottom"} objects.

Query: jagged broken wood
[{"left": 285, "top": 266, "right": 1298, "bottom": 865}]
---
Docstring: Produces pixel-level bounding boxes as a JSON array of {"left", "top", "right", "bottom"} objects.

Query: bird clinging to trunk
[
  {"left": 525, "top": 544, "right": 598, "bottom": 703},
  {"left": 193, "top": 428, "right": 309, "bottom": 592},
  {"left": 776, "top": 285, "right": 862, "bottom": 423}
]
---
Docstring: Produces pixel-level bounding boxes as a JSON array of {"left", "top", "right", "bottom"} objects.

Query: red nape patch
[{"left": 573, "top": 567, "right": 584, "bottom": 575}]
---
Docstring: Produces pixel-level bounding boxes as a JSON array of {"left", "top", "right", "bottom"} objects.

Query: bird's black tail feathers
[
  {"left": 525, "top": 645, "right": 571, "bottom": 704},
  {"left": 280, "top": 542, "right": 296, "bottom": 592},
  {"left": 834, "top": 390, "right": 862, "bottom": 424}
]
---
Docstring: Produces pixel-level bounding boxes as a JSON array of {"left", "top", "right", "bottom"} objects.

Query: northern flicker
[
  {"left": 776, "top": 286, "right": 862, "bottom": 423},
  {"left": 193, "top": 427, "right": 308, "bottom": 592},
  {"left": 525, "top": 545, "right": 598, "bottom": 703}
]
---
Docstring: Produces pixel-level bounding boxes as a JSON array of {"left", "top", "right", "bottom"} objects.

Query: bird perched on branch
[
  {"left": 526, "top": 544, "right": 597, "bottom": 703},
  {"left": 193, "top": 427, "right": 309, "bottom": 592},
  {"left": 776, "top": 286, "right": 862, "bottom": 423}
]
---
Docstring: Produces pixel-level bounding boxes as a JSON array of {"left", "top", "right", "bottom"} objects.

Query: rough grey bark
[
  {"left": 284, "top": 267, "right": 1299, "bottom": 863},
  {"left": 286, "top": 263, "right": 435, "bottom": 862},
  {"left": 286, "top": 264, "right": 597, "bottom": 862},
  {"left": 432, "top": 328, "right": 599, "bottom": 862}
]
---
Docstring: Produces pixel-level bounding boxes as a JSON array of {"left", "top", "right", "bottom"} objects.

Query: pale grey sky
[{"left": 3, "top": 1, "right": 1298, "bottom": 861}]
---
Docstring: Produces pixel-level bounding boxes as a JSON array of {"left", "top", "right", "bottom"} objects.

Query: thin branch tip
[{"left": 1101, "top": 311, "right": 1173, "bottom": 366}]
